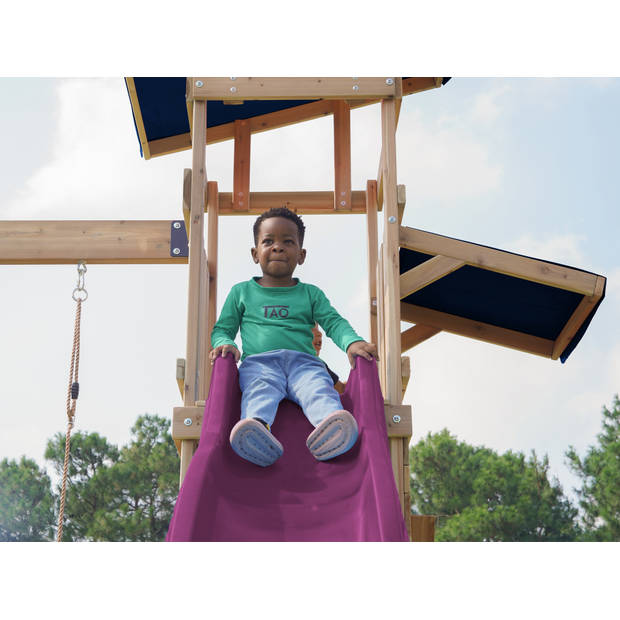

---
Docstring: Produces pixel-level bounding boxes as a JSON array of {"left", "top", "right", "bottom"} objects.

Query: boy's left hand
[{"left": 346, "top": 340, "right": 379, "bottom": 368}]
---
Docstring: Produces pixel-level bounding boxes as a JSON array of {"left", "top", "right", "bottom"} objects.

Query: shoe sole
[
  {"left": 230, "top": 418, "right": 283, "bottom": 467},
  {"left": 306, "top": 410, "right": 358, "bottom": 461}
]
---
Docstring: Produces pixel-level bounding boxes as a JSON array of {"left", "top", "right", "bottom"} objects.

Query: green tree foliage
[
  {"left": 566, "top": 395, "right": 620, "bottom": 541},
  {"left": 410, "top": 429, "right": 578, "bottom": 541},
  {"left": 0, "top": 456, "right": 55, "bottom": 541},
  {"left": 44, "top": 414, "right": 179, "bottom": 541}
]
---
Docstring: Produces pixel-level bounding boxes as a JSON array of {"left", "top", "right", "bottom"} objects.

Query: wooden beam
[
  {"left": 205, "top": 181, "right": 219, "bottom": 392},
  {"left": 184, "top": 100, "right": 207, "bottom": 408},
  {"left": 333, "top": 100, "right": 351, "bottom": 211},
  {"left": 187, "top": 77, "right": 397, "bottom": 101},
  {"left": 376, "top": 96, "right": 403, "bottom": 210},
  {"left": 551, "top": 275, "right": 606, "bottom": 360},
  {"left": 410, "top": 515, "right": 436, "bottom": 542},
  {"left": 149, "top": 133, "right": 192, "bottom": 158},
  {"left": 381, "top": 98, "right": 402, "bottom": 406},
  {"left": 397, "top": 184, "right": 406, "bottom": 225},
  {"left": 124, "top": 78, "right": 152, "bottom": 160},
  {"left": 366, "top": 180, "right": 379, "bottom": 346},
  {"left": 183, "top": 168, "right": 191, "bottom": 232},
  {"left": 401, "top": 356, "right": 411, "bottom": 398},
  {"left": 400, "top": 255, "right": 465, "bottom": 299},
  {"left": 176, "top": 358, "right": 185, "bottom": 399},
  {"left": 400, "top": 226, "right": 599, "bottom": 296},
  {"left": 0, "top": 220, "right": 188, "bottom": 265},
  {"left": 233, "top": 120, "right": 251, "bottom": 211},
  {"left": 213, "top": 190, "right": 368, "bottom": 214},
  {"left": 401, "top": 324, "right": 442, "bottom": 353},
  {"left": 400, "top": 302, "right": 555, "bottom": 358}
]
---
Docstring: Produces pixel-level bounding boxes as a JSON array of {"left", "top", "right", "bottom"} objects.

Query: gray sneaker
[
  {"left": 229, "top": 418, "right": 283, "bottom": 467},
  {"left": 306, "top": 410, "right": 358, "bottom": 461}
]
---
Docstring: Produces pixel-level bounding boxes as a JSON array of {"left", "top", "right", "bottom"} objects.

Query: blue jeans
[{"left": 238, "top": 349, "right": 344, "bottom": 428}]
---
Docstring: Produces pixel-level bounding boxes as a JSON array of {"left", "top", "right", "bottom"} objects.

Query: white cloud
[
  {"left": 469, "top": 85, "right": 512, "bottom": 125},
  {"left": 507, "top": 233, "right": 586, "bottom": 265}
]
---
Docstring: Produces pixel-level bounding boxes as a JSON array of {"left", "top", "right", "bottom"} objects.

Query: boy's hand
[
  {"left": 346, "top": 340, "right": 379, "bottom": 368},
  {"left": 209, "top": 345, "right": 240, "bottom": 365}
]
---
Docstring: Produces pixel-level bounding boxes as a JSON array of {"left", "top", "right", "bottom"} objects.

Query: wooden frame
[
  {"left": 187, "top": 77, "right": 399, "bottom": 101},
  {"left": 333, "top": 101, "right": 351, "bottom": 211},
  {"left": 233, "top": 120, "right": 251, "bottom": 211},
  {"left": 0, "top": 221, "right": 188, "bottom": 265}
]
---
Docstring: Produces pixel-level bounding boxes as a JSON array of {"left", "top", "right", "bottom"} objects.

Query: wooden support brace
[
  {"left": 401, "top": 356, "right": 411, "bottom": 398},
  {"left": 397, "top": 184, "right": 406, "bottom": 225},
  {"left": 212, "top": 190, "right": 367, "bottom": 215},
  {"left": 399, "top": 255, "right": 465, "bottom": 299},
  {"left": 176, "top": 358, "right": 185, "bottom": 399},
  {"left": 233, "top": 120, "right": 251, "bottom": 211},
  {"left": 366, "top": 180, "right": 379, "bottom": 346},
  {"left": 333, "top": 100, "right": 351, "bottom": 211},
  {"left": 551, "top": 275, "right": 606, "bottom": 359},
  {"left": 399, "top": 225, "right": 600, "bottom": 297},
  {"left": 401, "top": 302, "right": 555, "bottom": 358},
  {"left": 401, "top": 324, "right": 442, "bottom": 353},
  {"left": 183, "top": 169, "right": 191, "bottom": 232},
  {"left": 205, "top": 181, "right": 219, "bottom": 392}
]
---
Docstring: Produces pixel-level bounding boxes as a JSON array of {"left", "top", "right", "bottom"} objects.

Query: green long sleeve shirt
[{"left": 211, "top": 277, "right": 363, "bottom": 361}]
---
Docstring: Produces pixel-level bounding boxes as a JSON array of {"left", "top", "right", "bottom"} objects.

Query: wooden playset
[{"left": 0, "top": 77, "right": 606, "bottom": 540}]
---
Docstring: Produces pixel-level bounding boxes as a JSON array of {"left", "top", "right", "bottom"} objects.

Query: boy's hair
[{"left": 253, "top": 207, "right": 306, "bottom": 246}]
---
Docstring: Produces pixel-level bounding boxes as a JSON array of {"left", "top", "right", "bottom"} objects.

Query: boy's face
[{"left": 251, "top": 216, "right": 306, "bottom": 283}]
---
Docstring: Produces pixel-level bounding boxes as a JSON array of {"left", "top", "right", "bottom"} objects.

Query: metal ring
[{"left": 72, "top": 288, "right": 88, "bottom": 302}]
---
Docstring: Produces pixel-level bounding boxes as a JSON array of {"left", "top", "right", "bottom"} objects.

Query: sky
[{"left": 1, "top": 76, "right": 618, "bottom": 507}]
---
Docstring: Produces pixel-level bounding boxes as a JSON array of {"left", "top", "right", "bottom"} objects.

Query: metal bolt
[
  {"left": 230, "top": 77, "right": 237, "bottom": 81},
  {"left": 173, "top": 222, "right": 181, "bottom": 229},
  {"left": 195, "top": 80, "right": 204, "bottom": 87},
  {"left": 230, "top": 87, "right": 237, "bottom": 93},
  {"left": 173, "top": 248, "right": 181, "bottom": 255},
  {"left": 386, "top": 78, "right": 394, "bottom": 85},
  {"left": 184, "top": 418, "right": 193, "bottom": 426},
  {"left": 388, "top": 216, "right": 396, "bottom": 223},
  {"left": 372, "top": 299, "right": 377, "bottom": 306},
  {"left": 353, "top": 85, "right": 359, "bottom": 91},
  {"left": 340, "top": 201, "right": 346, "bottom": 207},
  {"left": 392, "top": 415, "right": 401, "bottom": 424}
]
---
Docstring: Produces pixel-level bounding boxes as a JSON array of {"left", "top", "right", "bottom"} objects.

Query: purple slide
[{"left": 166, "top": 354, "right": 408, "bottom": 541}]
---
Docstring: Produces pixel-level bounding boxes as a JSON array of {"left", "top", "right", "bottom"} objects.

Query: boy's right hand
[{"left": 209, "top": 345, "right": 240, "bottom": 365}]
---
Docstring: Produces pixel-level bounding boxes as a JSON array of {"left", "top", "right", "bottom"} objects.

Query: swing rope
[{"left": 56, "top": 262, "right": 87, "bottom": 542}]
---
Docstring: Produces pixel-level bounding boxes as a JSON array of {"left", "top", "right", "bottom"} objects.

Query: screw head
[
  {"left": 230, "top": 77, "right": 237, "bottom": 80},
  {"left": 340, "top": 201, "right": 346, "bottom": 207},
  {"left": 352, "top": 85, "right": 359, "bottom": 91},
  {"left": 230, "top": 87, "right": 237, "bottom": 93},
  {"left": 386, "top": 78, "right": 394, "bottom": 85},
  {"left": 173, "top": 248, "right": 181, "bottom": 255},
  {"left": 392, "top": 415, "right": 401, "bottom": 424},
  {"left": 184, "top": 418, "right": 193, "bottom": 426},
  {"left": 195, "top": 80, "right": 204, "bottom": 87},
  {"left": 173, "top": 222, "right": 181, "bottom": 229},
  {"left": 388, "top": 216, "right": 397, "bottom": 223}
]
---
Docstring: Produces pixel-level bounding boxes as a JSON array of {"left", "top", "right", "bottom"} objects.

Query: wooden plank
[
  {"left": 184, "top": 100, "right": 207, "bottom": 407},
  {"left": 125, "top": 78, "right": 152, "bottom": 160},
  {"left": 390, "top": 437, "right": 405, "bottom": 515},
  {"left": 0, "top": 220, "right": 188, "bottom": 265},
  {"left": 333, "top": 100, "right": 351, "bottom": 211},
  {"left": 385, "top": 403, "right": 412, "bottom": 437},
  {"left": 377, "top": 248, "right": 386, "bottom": 395},
  {"left": 188, "top": 77, "right": 397, "bottom": 101},
  {"left": 183, "top": 168, "right": 191, "bottom": 232},
  {"left": 551, "top": 275, "right": 606, "bottom": 359},
  {"left": 402, "top": 77, "right": 443, "bottom": 95},
  {"left": 205, "top": 181, "right": 219, "bottom": 392},
  {"left": 149, "top": 133, "right": 192, "bottom": 158},
  {"left": 214, "top": 190, "right": 367, "bottom": 214},
  {"left": 366, "top": 180, "right": 379, "bottom": 345},
  {"left": 400, "top": 302, "right": 556, "bottom": 358},
  {"left": 376, "top": 97, "right": 402, "bottom": 211},
  {"left": 401, "top": 356, "right": 411, "bottom": 398},
  {"left": 233, "top": 120, "right": 251, "bottom": 211},
  {"left": 198, "top": 247, "right": 209, "bottom": 402},
  {"left": 172, "top": 404, "right": 410, "bottom": 440},
  {"left": 410, "top": 515, "right": 436, "bottom": 542},
  {"left": 397, "top": 184, "right": 406, "bottom": 225},
  {"left": 401, "top": 324, "right": 442, "bottom": 353},
  {"left": 179, "top": 440, "right": 197, "bottom": 486},
  {"left": 381, "top": 98, "right": 402, "bottom": 406},
  {"left": 400, "top": 255, "right": 465, "bottom": 299},
  {"left": 400, "top": 226, "right": 599, "bottom": 296},
  {"left": 176, "top": 358, "right": 185, "bottom": 398},
  {"left": 402, "top": 438, "right": 412, "bottom": 539}
]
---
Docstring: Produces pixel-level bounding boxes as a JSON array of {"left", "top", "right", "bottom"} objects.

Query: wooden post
[
  {"left": 205, "top": 181, "right": 219, "bottom": 393},
  {"left": 333, "top": 100, "right": 351, "bottom": 211},
  {"left": 233, "top": 120, "right": 251, "bottom": 211},
  {"left": 180, "top": 99, "right": 207, "bottom": 486},
  {"left": 365, "top": 180, "right": 378, "bottom": 346},
  {"left": 381, "top": 97, "right": 407, "bottom": 522}
]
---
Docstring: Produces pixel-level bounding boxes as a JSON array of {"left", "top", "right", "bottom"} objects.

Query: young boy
[{"left": 209, "top": 207, "right": 378, "bottom": 467}]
